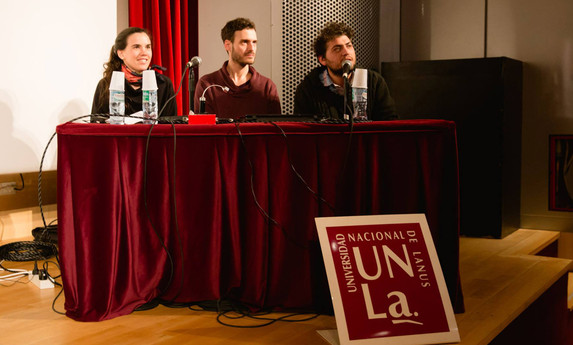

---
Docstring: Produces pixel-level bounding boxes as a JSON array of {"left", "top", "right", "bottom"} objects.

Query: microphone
[
  {"left": 341, "top": 60, "right": 353, "bottom": 122},
  {"left": 199, "top": 84, "right": 229, "bottom": 114},
  {"left": 158, "top": 58, "right": 203, "bottom": 118},
  {"left": 342, "top": 60, "right": 352, "bottom": 79},
  {"left": 187, "top": 56, "right": 202, "bottom": 68},
  {"left": 187, "top": 56, "right": 202, "bottom": 114}
]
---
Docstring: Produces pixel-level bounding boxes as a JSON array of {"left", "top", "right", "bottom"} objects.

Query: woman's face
[{"left": 117, "top": 32, "right": 152, "bottom": 74}]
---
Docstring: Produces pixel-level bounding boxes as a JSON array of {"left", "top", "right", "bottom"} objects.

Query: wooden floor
[
  {"left": 1, "top": 229, "right": 571, "bottom": 345},
  {"left": 0, "top": 255, "right": 337, "bottom": 345}
]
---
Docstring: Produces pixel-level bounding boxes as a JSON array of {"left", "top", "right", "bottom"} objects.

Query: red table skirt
[{"left": 57, "top": 120, "right": 463, "bottom": 321}]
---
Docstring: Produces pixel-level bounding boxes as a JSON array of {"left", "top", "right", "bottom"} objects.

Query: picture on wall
[{"left": 549, "top": 135, "right": 573, "bottom": 211}]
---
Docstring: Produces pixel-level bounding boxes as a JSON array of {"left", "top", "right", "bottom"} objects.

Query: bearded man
[
  {"left": 294, "top": 22, "right": 397, "bottom": 121},
  {"left": 194, "top": 17, "right": 281, "bottom": 119}
]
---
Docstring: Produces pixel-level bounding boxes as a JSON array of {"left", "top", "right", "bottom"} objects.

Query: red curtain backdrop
[{"left": 129, "top": 0, "right": 199, "bottom": 115}]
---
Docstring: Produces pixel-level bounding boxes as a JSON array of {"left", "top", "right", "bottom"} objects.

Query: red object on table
[{"left": 188, "top": 114, "right": 216, "bottom": 124}]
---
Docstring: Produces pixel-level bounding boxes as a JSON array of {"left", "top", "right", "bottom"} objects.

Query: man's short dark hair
[
  {"left": 313, "top": 22, "right": 355, "bottom": 59},
  {"left": 221, "top": 17, "right": 256, "bottom": 42}
]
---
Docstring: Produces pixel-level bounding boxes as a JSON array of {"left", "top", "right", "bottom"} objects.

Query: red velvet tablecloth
[{"left": 56, "top": 120, "right": 463, "bottom": 321}]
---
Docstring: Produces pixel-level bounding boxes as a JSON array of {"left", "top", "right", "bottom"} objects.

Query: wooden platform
[
  {"left": 455, "top": 229, "right": 572, "bottom": 345},
  {"left": 0, "top": 229, "right": 571, "bottom": 344}
]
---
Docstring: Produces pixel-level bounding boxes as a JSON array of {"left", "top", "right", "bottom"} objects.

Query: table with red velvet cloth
[{"left": 56, "top": 120, "right": 463, "bottom": 322}]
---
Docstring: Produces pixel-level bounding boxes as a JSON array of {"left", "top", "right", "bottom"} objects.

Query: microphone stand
[
  {"left": 188, "top": 67, "right": 196, "bottom": 115},
  {"left": 343, "top": 75, "right": 353, "bottom": 127}
]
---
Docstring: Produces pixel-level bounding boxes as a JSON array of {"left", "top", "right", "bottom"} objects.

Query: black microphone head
[
  {"left": 342, "top": 60, "right": 352, "bottom": 78},
  {"left": 188, "top": 56, "right": 202, "bottom": 68}
]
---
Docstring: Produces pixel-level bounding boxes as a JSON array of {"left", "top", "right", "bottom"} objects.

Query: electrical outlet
[
  {"left": 0, "top": 182, "right": 16, "bottom": 196},
  {"left": 28, "top": 270, "right": 54, "bottom": 289}
]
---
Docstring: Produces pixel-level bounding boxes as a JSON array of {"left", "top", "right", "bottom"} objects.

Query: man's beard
[
  {"left": 328, "top": 65, "right": 355, "bottom": 78},
  {"left": 326, "top": 60, "right": 354, "bottom": 77},
  {"left": 231, "top": 48, "right": 255, "bottom": 67},
  {"left": 328, "top": 66, "right": 344, "bottom": 76}
]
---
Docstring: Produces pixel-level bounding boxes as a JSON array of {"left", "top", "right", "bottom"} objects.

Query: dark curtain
[{"left": 129, "top": 0, "right": 199, "bottom": 115}]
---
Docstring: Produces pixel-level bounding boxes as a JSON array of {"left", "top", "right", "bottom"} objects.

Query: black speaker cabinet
[{"left": 381, "top": 57, "right": 522, "bottom": 238}]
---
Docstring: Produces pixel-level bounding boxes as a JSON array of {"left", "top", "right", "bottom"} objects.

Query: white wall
[
  {"left": 400, "top": 0, "right": 573, "bottom": 231},
  {"left": 400, "top": 0, "right": 485, "bottom": 60},
  {"left": 488, "top": 0, "right": 573, "bottom": 230},
  {"left": 0, "top": 1, "right": 117, "bottom": 174}
]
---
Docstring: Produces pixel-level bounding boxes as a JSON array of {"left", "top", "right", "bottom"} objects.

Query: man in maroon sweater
[{"left": 194, "top": 18, "right": 281, "bottom": 119}]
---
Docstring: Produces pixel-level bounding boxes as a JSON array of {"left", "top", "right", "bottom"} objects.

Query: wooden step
[{"left": 456, "top": 229, "right": 572, "bottom": 345}]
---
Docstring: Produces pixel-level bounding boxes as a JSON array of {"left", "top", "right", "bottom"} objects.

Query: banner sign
[{"left": 315, "top": 214, "right": 459, "bottom": 345}]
